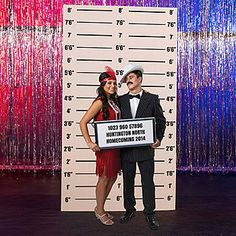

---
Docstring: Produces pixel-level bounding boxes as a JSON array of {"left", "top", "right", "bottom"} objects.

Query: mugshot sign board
[{"left": 94, "top": 117, "right": 156, "bottom": 149}]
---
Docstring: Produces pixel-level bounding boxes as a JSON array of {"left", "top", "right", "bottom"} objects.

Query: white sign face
[
  {"left": 62, "top": 5, "right": 177, "bottom": 212},
  {"left": 95, "top": 118, "right": 156, "bottom": 149}
]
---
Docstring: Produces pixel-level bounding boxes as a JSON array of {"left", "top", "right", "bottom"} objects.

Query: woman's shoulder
[
  {"left": 95, "top": 96, "right": 101, "bottom": 100},
  {"left": 94, "top": 96, "right": 103, "bottom": 103},
  {"left": 91, "top": 97, "right": 103, "bottom": 109}
]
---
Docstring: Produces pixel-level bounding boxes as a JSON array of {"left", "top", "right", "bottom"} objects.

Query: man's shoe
[
  {"left": 145, "top": 215, "right": 160, "bottom": 230},
  {"left": 120, "top": 211, "right": 135, "bottom": 224}
]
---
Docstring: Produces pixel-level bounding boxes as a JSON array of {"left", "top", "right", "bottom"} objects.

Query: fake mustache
[{"left": 118, "top": 81, "right": 133, "bottom": 88}]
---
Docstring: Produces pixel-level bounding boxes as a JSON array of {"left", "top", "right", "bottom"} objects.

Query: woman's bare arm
[{"left": 79, "top": 99, "right": 102, "bottom": 152}]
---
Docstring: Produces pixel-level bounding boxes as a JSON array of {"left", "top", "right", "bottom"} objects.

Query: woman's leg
[
  {"left": 105, "top": 176, "right": 117, "bottom": 200},
  {"left": 95, "top": 174, "right": 114, "bottom": 225},
  {"left": 96, "top": 174, "right": 109, "bottom": 215}
]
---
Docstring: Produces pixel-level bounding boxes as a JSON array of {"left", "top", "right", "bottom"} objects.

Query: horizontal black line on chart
[
  {"left": 77, "top": 21, "right": 112, "bottom": 24},
  {"left": 75, "top": 198, "right": 97, "bottom": 200},
  {"left": 154, "top": 160, "right": 165, "bottom": 163},
  {"left": 129, "top": 22, "right": 165, "bottom": 26},
  {"left": 142, "top": 85, "right": 165, "bottom": 88},
  {"left": 75, "top": 185, "right": 96, "bottom": 188},
  {"left": 75, "top": 172, "right": 96, "bottom": 175},
  {"left": 76, "top": 147, "right": 90, "bottom": 150},
  {"left": 77, "top": 33, "right": 112, "bottom": 37},
  {"left": 128, "top": 60, "right": 165, "bottom": 63},
  {"left": 75, "top": 160, "right": 96, "bottom": 163},
  {"left": 76, "top": 96, "right": 95, "bottom": 99},
  {"left": 76, "top": 71, "right": 100, "bottom": 74},
  {"left": 135, "top": 185, "right": 164, "bottom": 188},
  {"left": 77, "top": 46, "right": 112, "bottom": 50},
  {"left": 129, "top": 35, "right": 166, "bottom": 38},
  {"left": 76, "top": 59, "right": 112, "bottom": 62},
  {"left": 75, "top": 198, "right": 111, "bottom": 201},
  {"left": 129, "top": 10, "right": 165, "bottom": 14},
  {"left": 144, "top": 72, "right": 166, "bottom": 76},
  {"left": 76, "top": 109, "right": 88, "bottom": 112},
  {"left": 154, "top": 97, "right": 166, "bottom": 101},
  {"left": 75, "top": 121, "right": 93, "bottom": 125},
  {"left": 136, "top": 197, "right": 165, "bottom": 200},
  {"left": 76, "top": 134, "right": 95, "bottom": 137},
  {"left": 75, "top": 198, "right": 111, "bottom": 200},
  {"left": 76, "top": 84, "right": 97, "bottom": 87},
  {"left": 137, "top": 172, "right": 165, "bottom": 175},
  {"left": 77, "top": 9, "right": 112, "bottom": 12},
  {"left": 129, "top": 47, "right": 165, "bottom": 51}
]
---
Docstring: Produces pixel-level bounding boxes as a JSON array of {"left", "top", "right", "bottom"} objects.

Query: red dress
[{"left": 94, "top": 99, "right": 121, "bottom": 178}]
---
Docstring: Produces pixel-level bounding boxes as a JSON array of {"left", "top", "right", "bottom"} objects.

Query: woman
[{"left": 80, "top": 66, "right": 121, "bottom": 226}]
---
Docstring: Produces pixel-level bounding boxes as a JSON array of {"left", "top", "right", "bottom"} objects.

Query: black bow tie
[{"left": 129, "top": 94, "right": 141, "bottom": 99}]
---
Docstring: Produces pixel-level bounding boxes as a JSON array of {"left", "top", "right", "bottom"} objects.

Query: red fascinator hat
[{"left": 99, "top": 66, "right": 116, "bottom": 83}]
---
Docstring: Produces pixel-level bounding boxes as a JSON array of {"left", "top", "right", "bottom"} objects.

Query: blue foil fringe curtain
[{"left": 0, "top": 0, "right": 235, "bottom": 172}]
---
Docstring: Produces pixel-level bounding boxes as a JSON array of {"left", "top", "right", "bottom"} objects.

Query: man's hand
[{"left": 151, "top": 139, "right": 161, "bottom": 149}]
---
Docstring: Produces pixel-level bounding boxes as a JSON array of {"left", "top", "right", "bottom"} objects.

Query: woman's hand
[
  {"left": 87, "top": 141, "right": 100, "bottom": 152},
  {"left": 151, "top": 139, "right": 161, "bottom": 149}
]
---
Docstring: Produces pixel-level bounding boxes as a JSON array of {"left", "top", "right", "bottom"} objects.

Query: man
[{"left": 118, "top": 64, "right": 166, "bottom": 230}]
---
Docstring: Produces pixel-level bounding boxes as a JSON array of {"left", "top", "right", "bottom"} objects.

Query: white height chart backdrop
[{"left": 61, "top": 5, "right": 177, "bottom": 211}]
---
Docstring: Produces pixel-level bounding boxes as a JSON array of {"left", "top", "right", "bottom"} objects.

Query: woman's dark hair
[{"left": 96, "top": 72, "right": 119, "bottom": 120}]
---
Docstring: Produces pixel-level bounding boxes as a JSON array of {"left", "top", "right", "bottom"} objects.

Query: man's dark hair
[
  {"left": 125, "top": 70, "right": 143, "bottom": 82},
  {"left": 131, "top": 70, "right": 143, "bottom": 78}
]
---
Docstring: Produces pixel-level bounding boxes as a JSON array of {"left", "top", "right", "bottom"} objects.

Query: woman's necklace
[{"left": 108, "top": 99, "right": 121, "bottom": 119}]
